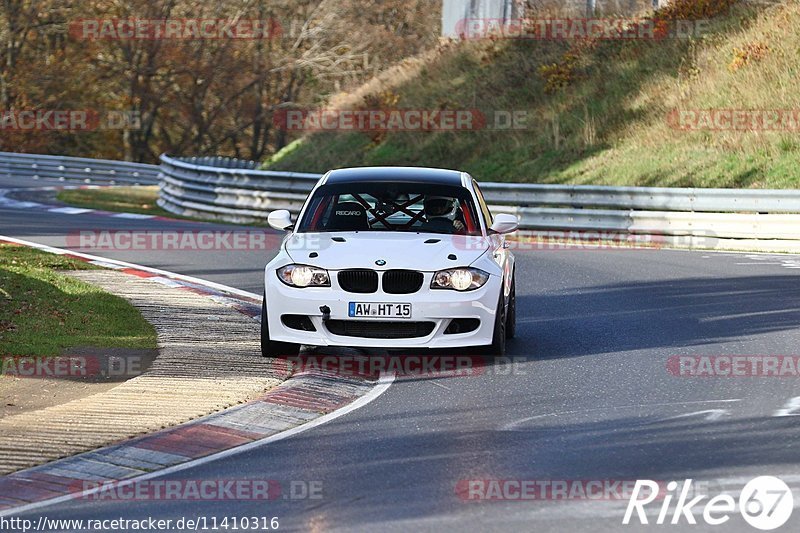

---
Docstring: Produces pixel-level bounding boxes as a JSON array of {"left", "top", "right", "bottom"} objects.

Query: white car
[{"left": 262, "top": 167, "right": 518, "bottom": 357}]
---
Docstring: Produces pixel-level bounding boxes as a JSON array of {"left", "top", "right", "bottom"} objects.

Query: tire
[
  {"left": 261, "top": 293, "right": 299, "bottom": 358},
  {"left": 506, "top": 275, "right": 516, "bottom": 340},
  {"left": 478, "top": 288, "right": 506, "bottom": 357}
]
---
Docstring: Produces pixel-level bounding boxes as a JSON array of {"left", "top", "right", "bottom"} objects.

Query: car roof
[{"left": 323, "top": 166, "right": 464, "bottom": 186}]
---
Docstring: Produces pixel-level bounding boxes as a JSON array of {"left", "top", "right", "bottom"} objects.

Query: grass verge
[
  {"left": 0, "top": 244, "right": 157, "bottom": 357},
  {"left": 56, "top": 186, "right": 265, "bottom": 225},
  {"left": 267, "top": 0, "right": 800, "bottom": 188},
  {"left": 56, "top": 186, "right": 176, "bottom": 218}
]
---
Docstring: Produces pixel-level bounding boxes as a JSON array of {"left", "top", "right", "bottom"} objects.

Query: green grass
[
  {"left": 0, "top": 245, "right": 157, "bottom": 357},
  {"left": 266, "top": 1, "right": 800, "bottom": 188},
  {"left": 57, "top": 186, "right": 267, "bottom": 226},
  {"left": 56, "top": 186, "right": 176, "bottom": 218}
]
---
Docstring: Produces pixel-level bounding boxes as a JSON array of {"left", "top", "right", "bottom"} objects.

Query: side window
[
  {"left": 301, "top": 195, "right": 333, "bottom": 231},
  {"left": 472, "top": 180, "right": 493, "bottom": 228},
  {"left": 317, "top": 197, "right": 334, "bottom": 228}
]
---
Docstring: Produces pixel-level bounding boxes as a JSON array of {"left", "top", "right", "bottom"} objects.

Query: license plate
[{"left": 348, "top": 302, "right": 412, "bottom": 319}]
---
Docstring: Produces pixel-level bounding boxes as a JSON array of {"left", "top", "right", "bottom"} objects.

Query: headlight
[
  {"left": 277, "top": 264, "right": 330, "bottom": 288},
  {"left": 431, "top": 268, "right": 489, "bottom": 291}
]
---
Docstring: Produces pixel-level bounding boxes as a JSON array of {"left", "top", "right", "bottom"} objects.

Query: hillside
[{"left": 266, "top": 0, "right": 800, "bottom": 188}]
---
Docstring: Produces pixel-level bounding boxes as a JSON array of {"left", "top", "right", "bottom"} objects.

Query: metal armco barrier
[
  {"left": 157, "top": 154, "right": 800, "bottom": 252},
  {"left": 0, "top": 151, "right": 159, "bottom": 185},
  {"left": 3, "top": 150, "right": 796, "bottom": 251},
  {"left": 158, "top": 155, "right": 322, "bottom": 224}
]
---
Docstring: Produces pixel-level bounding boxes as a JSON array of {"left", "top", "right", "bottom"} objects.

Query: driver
[{"left": 422, "top": 196, "right": 465, "bottom": 234}]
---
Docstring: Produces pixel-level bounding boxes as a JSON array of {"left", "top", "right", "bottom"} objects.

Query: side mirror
[
  {"left": 490, "top": 213, "right": 518, "bottom": 235},
  {"left": 268, "top": 210, "right": 293, "bottom": 231}
]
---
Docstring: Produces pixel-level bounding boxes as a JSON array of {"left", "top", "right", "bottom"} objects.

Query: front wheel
[
  {"left": 477, "top": 289, "right": 506, "bottom": 357},
  {"left": 261, "top": 294, "right": 299, "bottom": 358},
  {"left": 506, "top": 275, "right": 516, "bottom": 340}
]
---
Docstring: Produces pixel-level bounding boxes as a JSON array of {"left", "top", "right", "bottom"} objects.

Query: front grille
[
  {"left": 382, "top": 270, "right": 424, "bottom": 294},
  {"left": 325, "top": 320, "right": 435, "bottom": 339},
  {"left": 338, "top": 269, "right": 378, "bottom": 293}
]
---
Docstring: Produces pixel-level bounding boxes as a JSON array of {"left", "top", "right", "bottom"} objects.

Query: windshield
[{"left": 297, "top": 182, "right": 482, "bottom": 235}]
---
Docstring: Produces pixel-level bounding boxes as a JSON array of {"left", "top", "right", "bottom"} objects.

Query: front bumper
[{"left": 264, "top": 269, "right": 501, "bottom": 348}]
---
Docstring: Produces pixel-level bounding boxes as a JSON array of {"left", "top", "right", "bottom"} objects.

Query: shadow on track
[{"left": 517, "top": 274, "right": 800, "bottom": 360}]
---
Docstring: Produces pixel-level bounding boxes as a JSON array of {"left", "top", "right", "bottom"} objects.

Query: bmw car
[{"left": 262, "top": 167, "right": 518, "bottom": 356}]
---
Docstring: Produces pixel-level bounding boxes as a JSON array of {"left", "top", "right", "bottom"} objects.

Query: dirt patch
[
  {"left": 0, "top": 270, "right": 284, "bottom": 475},
  {"left": 0, "top": 347, "right": 158, "bottom": 419}
]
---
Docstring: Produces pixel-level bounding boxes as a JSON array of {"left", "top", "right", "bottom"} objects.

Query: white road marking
[
  {"left": 47, "top": 207, "right": 93, "bottom": 214},
  {"left": 738, "top": 252, "right": 800, "bottom": 259},
  {"left": 1, "top": 201, "right": 45, "bottom": 209},
  {"left": 0, "top": 235, "right": 396, "bottom": 517},
  {"left": 733, "top": 254, "right": 800, "bottom": 271},
  {"left": 149, "top": 276, "right": 187, "bottom": 289},
  {"left": 0, "top": 235, "right": 260, "bottom": 301},
  {"left": 0, "top": 190, "right": 46, "bottom": 209},
  {"left": 112, "top": 213, "right": 155, "bottom": 219},
  {"left": 0, "top": 373, "right": 395, "bottom": 517},
  {"left": 703, "top": 250, "right": 800, "bottom": 258},
  {"left": 662, "top": 409, "right": 730, "bottom": 421},
  {"left": 774, "top": 396, "right": 800, "bottom": 417},
  {"left": 500, "top": 399, "right": 742, "bottom": 431},
  {"left": 86, "top": 260, "right": 125, "bottom": 269},
  {"left": 701, "top": 308, "right": 800, "bottom": 322}
]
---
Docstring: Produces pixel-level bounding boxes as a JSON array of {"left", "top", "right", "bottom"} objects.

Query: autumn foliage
[{"left": 0, "top": 0, "right": 438, "bottom": 162}]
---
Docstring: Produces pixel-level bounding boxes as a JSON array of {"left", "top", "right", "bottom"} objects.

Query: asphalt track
[{"left": 3, "top": 176, "right": 800, "bottom": 532}]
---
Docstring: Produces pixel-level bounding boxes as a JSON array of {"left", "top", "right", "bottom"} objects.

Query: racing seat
[{"left": 327, "top": 201, "right": 369, "bottom": 231}]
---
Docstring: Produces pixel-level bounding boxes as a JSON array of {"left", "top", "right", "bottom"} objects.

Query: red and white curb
[
  {"left": 0, "top": 236, "right": 393, "bottom": 516},
  {"left": 0, "top": 186, "right": 177, "bottom": 223},
  {"left": 0, "top": 235, "right": 262, "bottom": 316}
]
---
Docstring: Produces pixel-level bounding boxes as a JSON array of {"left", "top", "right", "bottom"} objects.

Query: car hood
[{"left": 284, "top": 232, "right": 491, "bottom": 271}]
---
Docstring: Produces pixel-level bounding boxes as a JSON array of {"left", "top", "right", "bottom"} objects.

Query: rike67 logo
[{"left": 623, "top": 477, "right": 793, "bottom": 530}]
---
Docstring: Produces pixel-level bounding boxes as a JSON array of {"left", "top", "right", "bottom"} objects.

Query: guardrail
[
  {"left": 0, "top": 151, "right": 160, "bottom": 185},
  {"left": 155, "top": 153, "right": 800, "bottom": 252},
  {"left": 158, "top": 154, "right": 322, "bottom": 224}
]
